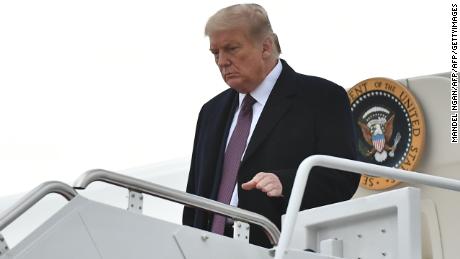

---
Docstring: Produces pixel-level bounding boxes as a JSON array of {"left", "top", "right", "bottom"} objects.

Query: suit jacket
[{"left": 183, "top": 60, "right": 359, "bottom": 247}]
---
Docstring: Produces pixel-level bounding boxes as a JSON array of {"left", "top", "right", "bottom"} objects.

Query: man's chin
[{"left": 225, "top": 80, "right": 251, "bottom": 93}]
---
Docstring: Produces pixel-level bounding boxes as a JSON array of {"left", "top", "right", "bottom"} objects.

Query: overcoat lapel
[{"left": 242, "top": 61, "right": 297, "bottom": 163}]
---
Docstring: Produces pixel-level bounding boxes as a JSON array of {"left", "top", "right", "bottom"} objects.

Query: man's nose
[{"left": 217, "top": 52, "right": 231, "bottom": 67}]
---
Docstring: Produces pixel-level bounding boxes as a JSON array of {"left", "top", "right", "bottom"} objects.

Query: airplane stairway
[{"left": 1, "top": 155, "right": 460, "bottom": 259}]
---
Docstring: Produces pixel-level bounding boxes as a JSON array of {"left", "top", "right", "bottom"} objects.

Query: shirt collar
[{"left": 238, "top": 59, "right": 283, "bottom": 106}]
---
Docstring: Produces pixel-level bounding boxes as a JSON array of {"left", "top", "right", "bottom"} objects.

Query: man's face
[{"left": 209, "top": 28, "right": 267, "bottom": 93}]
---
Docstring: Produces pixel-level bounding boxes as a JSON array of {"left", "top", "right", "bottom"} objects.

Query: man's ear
[{"left": 261, "top": 36, "right": 274, "bottom": 59}]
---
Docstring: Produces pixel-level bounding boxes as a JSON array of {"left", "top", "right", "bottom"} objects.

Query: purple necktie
[{"left": 211, "top": 94, "right": 256, "bottom": 235}]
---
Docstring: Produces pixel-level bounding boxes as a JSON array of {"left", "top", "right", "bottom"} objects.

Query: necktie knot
[{"left": 241, "top": 94, "right": 256, "bottom": 114}]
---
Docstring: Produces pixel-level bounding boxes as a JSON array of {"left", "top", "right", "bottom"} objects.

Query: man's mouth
[{"left": 224, "top": 72, "right": 237, "bottom": 79}]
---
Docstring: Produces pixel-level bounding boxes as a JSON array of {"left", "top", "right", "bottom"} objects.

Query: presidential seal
[{"left": 348, "top": 78, "right": 425, "bottom": 190}]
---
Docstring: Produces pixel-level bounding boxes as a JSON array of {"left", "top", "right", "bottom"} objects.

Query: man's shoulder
[
  {"left": 202, "top": 88, "right": 235, "bottom": 107},
  {"left": 197, "top": 88, "right": 237, "bottom": 119},
  {"left": 293, "top": 72, "right": 347, "bottom": 99},
  {"left": 281, "top": 60, "right": 346, "bottom": 97}
]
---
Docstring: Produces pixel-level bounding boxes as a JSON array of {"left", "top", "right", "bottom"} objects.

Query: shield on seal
[{"left": 372, "top": 133, "right": 385, "bottom": 152}]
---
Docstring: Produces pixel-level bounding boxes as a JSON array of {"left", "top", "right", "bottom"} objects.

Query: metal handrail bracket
[
  {"left": 0, "top": 181, "right": 77, "bottom": 232},
  {"left": 74, "top": 169, "right": 280, "bottom": 245},
  {"left": 274, "top": 155, "right": 460, "bottom": 259}
]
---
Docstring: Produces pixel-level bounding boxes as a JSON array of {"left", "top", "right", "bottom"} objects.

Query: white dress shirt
[{"left": 225, "top": 59, "right": 283, "bottom": 207}]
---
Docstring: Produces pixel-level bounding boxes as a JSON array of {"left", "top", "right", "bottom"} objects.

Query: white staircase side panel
[
  {"left": 285, "top": 187, "right": 421, "bottom": 259},
  {"left": 2, "top": 195, "right": 338, "bottom": 259}
]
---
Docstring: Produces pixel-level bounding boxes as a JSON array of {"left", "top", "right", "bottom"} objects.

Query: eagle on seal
[{"left": 358, "top": 113, "right": 399, "bottom": 162}]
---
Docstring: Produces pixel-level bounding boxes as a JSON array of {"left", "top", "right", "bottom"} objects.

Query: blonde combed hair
[{"left": 205, "top": 4, "right": 281, "bottom": 57}]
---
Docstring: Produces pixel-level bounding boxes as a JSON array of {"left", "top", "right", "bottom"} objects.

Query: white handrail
[
  {"left": 274, "top": 155, "right": 460, "bottom": 259},
  {"left": 0, "top": 181, "right": 77, "bottom": 232},
  {"left": 74, "top": 169, "right": 280, "bottom": 245}
]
